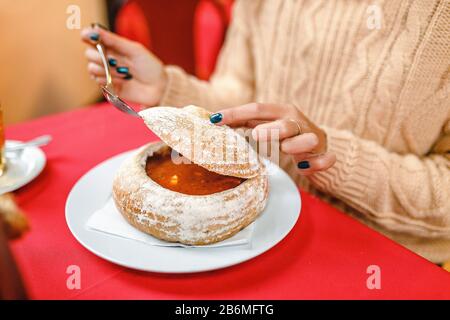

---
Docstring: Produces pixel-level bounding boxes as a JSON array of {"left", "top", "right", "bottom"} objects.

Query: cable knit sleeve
[
  {"left": 159, "top": 0, "right": 254, "bottom": 111},
  {"left": 309, "top": 122, "right": 450, "bottom": 239}
]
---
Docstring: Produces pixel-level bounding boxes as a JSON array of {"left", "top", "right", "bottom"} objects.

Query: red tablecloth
[{"left": 6, "top": 103, "right": 450, "bottom": 299}]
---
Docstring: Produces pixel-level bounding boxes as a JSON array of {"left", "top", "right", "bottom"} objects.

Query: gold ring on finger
[{"left": 287, "top": 119, "right": 303, "bottom": 136}]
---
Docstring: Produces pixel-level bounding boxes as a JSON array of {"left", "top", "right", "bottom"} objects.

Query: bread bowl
[{"left": 112, "top": 105, "right": 269, "bottom": 245}]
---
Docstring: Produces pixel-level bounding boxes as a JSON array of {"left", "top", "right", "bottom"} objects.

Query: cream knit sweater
[{"left": 159, "top": 0, "right": 450, "bottom": 263}]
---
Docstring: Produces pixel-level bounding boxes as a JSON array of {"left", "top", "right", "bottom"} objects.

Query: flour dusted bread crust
[
  {"left": 139, "top": 105, "right": 263, "bottom": 179},
  {"left": 113, "top": 141, "right": 269, "bottom": 245},
  {"left": 112, "top": 105, "right": 269, "bottom": 245}
]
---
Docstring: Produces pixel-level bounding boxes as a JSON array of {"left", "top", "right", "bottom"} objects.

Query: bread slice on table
[{"left": 0, "top": 193, "right": 29, "bottom": 239}]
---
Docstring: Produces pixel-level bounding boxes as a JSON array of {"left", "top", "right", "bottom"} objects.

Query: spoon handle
[
  {"left": 96, "top": 42, "right": 114, "bottom": 91},
  {"left": 6, "top": 135, "right": 52, "bottom": 151}
]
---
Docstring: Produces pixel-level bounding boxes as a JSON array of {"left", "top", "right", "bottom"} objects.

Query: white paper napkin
[{"left": 86, "top": 197, "right": 254, "bottom": 248}]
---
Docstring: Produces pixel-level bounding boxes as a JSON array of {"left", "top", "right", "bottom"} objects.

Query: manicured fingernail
[
  {"left": 108, "top": 58, "right": 117, "bottom": 67},
  {"left": 116, "top": 66, "right": 129, "bottom": 74},
  {"left": 89, "top": 32, "right": 100, "bottom": 41},
  {"left": 210, "top": 113, "right": 223, "bottom": 124},
  {"left": 297, "top": 161, "right": 310, "bottom": 169},
  {"left": 124, "top": 74, "right": 133, "bottom": 80}
]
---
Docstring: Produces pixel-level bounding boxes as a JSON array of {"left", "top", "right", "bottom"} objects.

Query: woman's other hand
[
  {"left": 209, "top": 103, "right": 336, "bottom": 175},
  {"left": 81, "top": 25, "right": 167, "bottom": 107}
]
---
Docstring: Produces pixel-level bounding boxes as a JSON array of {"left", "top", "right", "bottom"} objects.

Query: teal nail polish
[
  {"left": 124, "top": 74, "right": 133, "bottom": 80},
  {"left": 89, "top": 33, "right": 100, "bottom": 41},
  {"left": 108, "top": 58, "right": 117, "bottom": 67},
  {"left": 297, "top": 161, "right": 310, "bottom": 169},
  {"left": 116, "top": 66, "right": 129, "bottom": 74},
  {"left": 210, "top": 113, "right": 223, "bottom": 124}
]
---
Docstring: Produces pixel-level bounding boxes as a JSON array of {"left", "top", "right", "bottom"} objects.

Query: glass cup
[{"left": 0, "top": 104, "right": 6, "bottom": 176}]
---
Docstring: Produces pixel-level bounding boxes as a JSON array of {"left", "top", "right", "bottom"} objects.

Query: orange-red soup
[{"left": 145, "top": 151, "right": 244, "bottom": 195}]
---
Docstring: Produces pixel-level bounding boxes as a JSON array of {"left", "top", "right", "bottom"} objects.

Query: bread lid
[{"left": 139, "top": 105, "right": 264, "bottom": 178}]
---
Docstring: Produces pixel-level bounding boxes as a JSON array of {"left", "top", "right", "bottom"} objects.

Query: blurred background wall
[{"left": 0, "top": 0, "right": 107, "bottom": 125}]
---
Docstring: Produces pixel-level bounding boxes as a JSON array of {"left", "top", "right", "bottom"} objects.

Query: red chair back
[{"left": 115, "top": 0, "right": 234, "bottom": 79}]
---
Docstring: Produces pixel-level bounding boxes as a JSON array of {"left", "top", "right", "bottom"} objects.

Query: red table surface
[{"left": 6, "top": 103, "right": 450, "bottom": 300}]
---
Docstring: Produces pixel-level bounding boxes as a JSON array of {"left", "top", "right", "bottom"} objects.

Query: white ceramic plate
[
  {"left": 65, "top": 149, "right": 301, "bottom": 273},
  {"left": 0, "top": 140, "right": 46, "bottom": 195}
]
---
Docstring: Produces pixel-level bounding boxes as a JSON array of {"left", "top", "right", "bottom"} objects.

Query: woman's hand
[
  {"left": 209, "top": 103, "right": 336, "bottom": 175},
  {"left": 81, "top": 25, "right": 167, "bottom": 107}
]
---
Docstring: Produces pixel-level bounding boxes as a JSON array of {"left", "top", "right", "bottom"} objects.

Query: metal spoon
[
  {"left": 95, "top": 40, "right": 140, "bottom": 117},
  {"left": 5, "top": 135, "right": 52, "bottom": 152}
]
